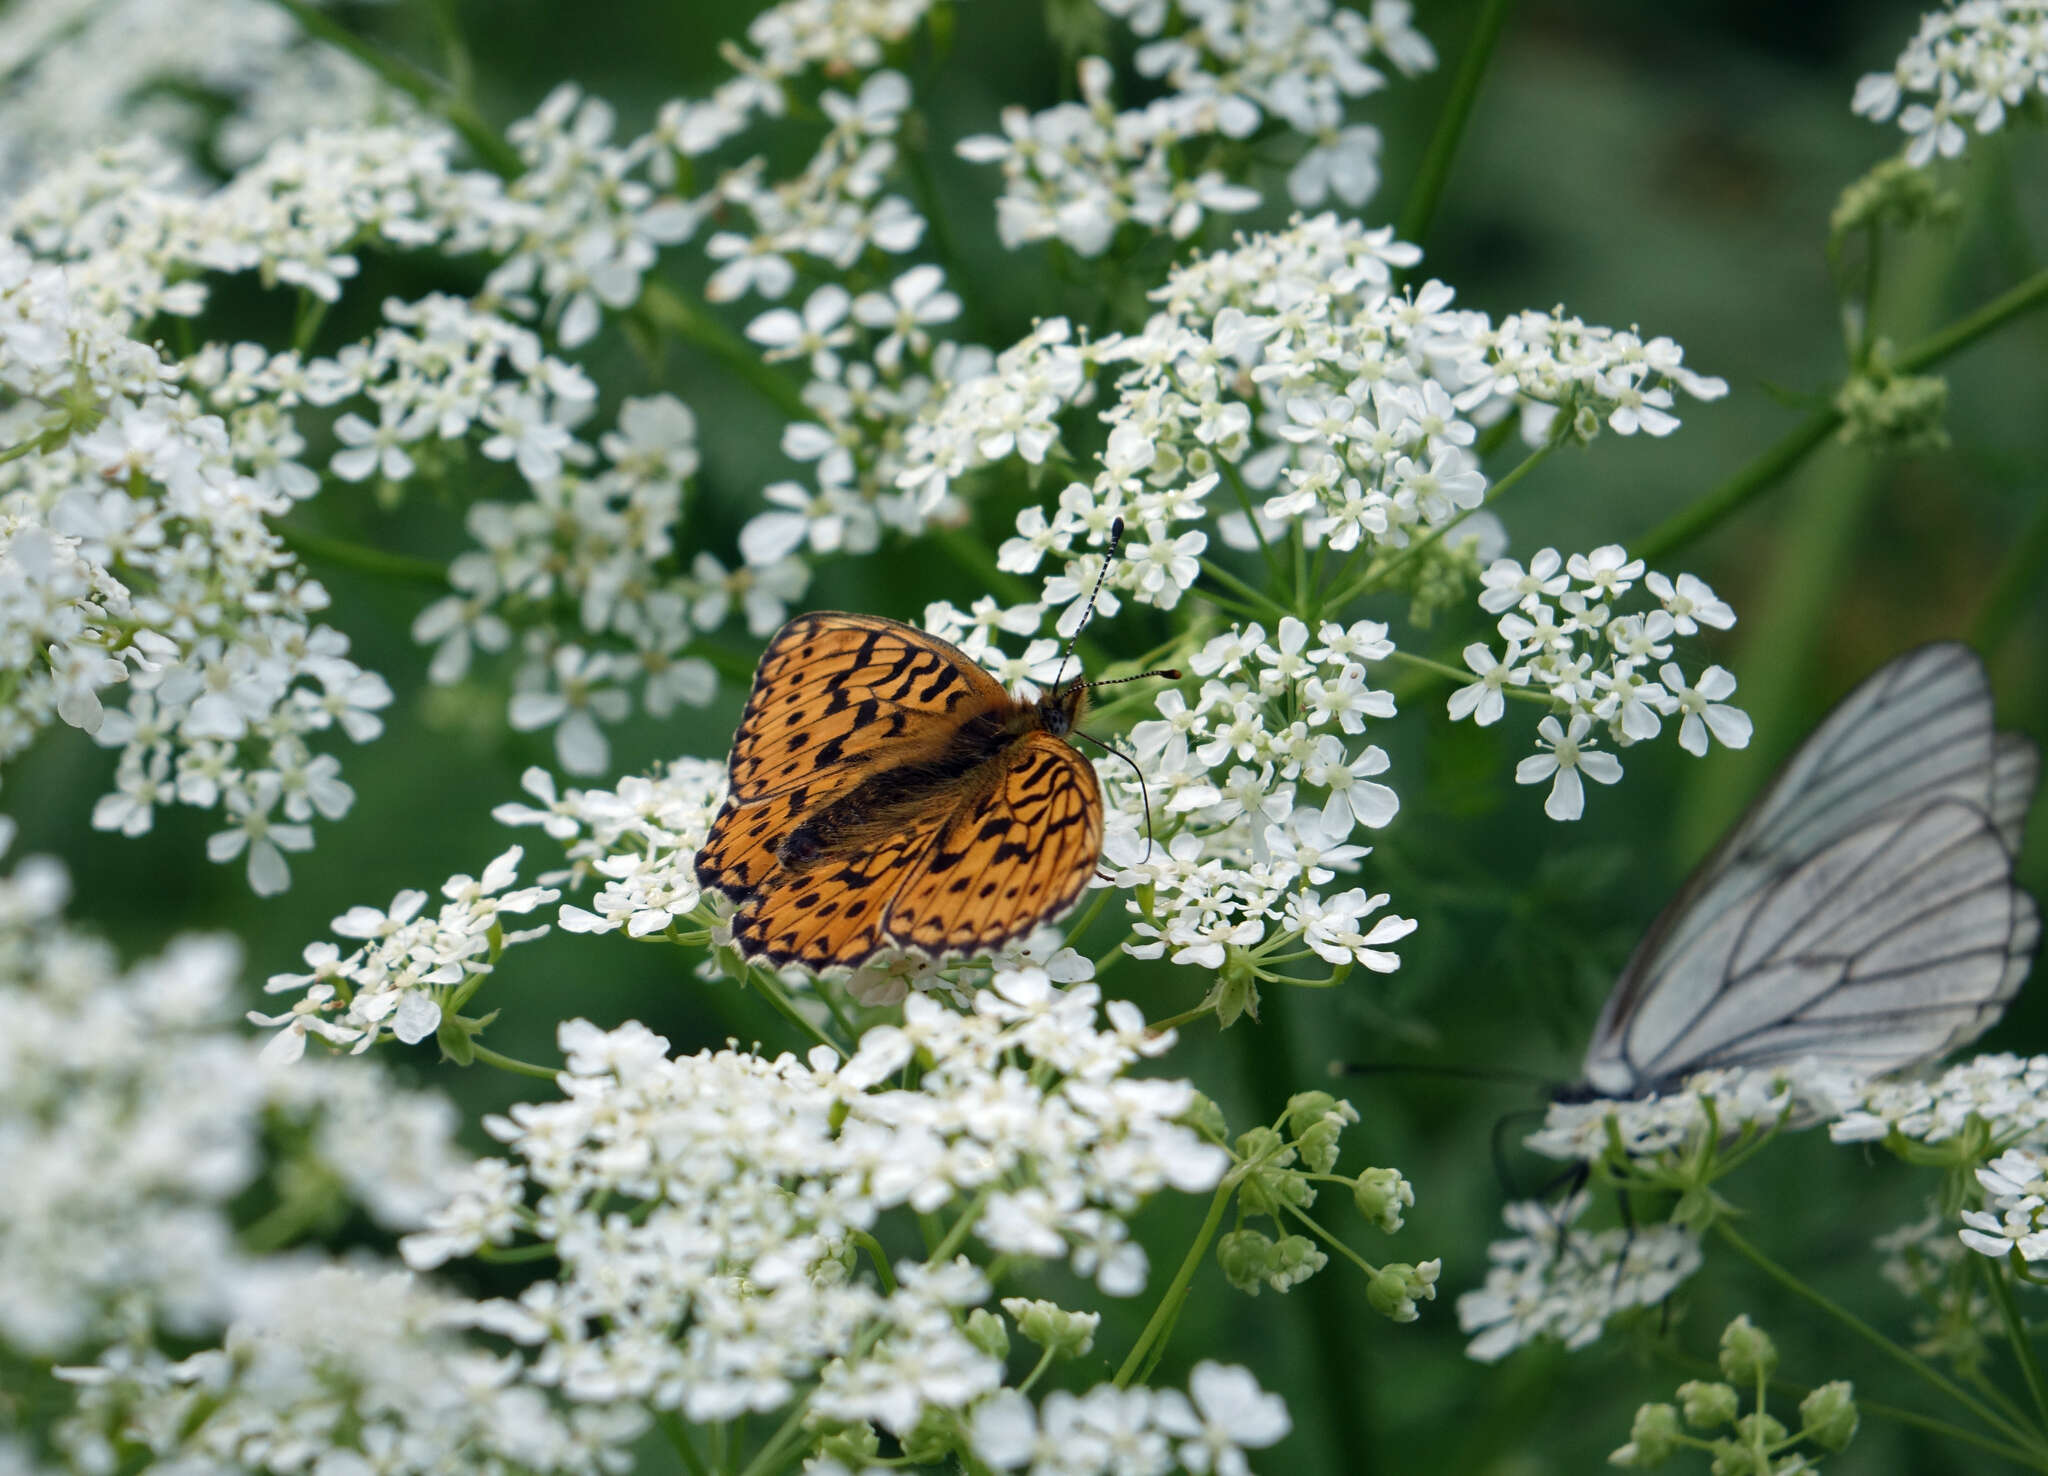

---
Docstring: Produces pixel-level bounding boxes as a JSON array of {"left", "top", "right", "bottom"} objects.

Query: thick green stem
[
  {"left": 1634, "top": 408, "right": 1840, "bottom": 565},
  {"left": 1115, "top": 1178, "right": 1234, "bottom": 1387},
  {"left": 469, "top": 1043, "right": 563, "bottom": 1081},
  {"left": 1987, "top": 1255, "right": 2048, "bottom": 1435},
  {"left": 1397, "top": 0, "right": 1518, "bottom": 249},
  {"left": 636, "top": 281, "right": 811, "bottom": 422},
  {"left": 1198, "top": 557, "right": 1292, "bottom": 622},
  {"left": 746, "top": 967, "right": 846, "bottom": 1058},
  {"left": 1714, "top": 1220, "right": 2044, "bottom": 1456},
  {"left": 658, "top": 1412, "right": 712, "bottom": 1476},
  {"left": 1641, "top": 263, "right": 2048, "bottom": 564},
  {"left": 265, "top": 0, "right": 522, "bottom": 177},
  {"left": 278, "top": 526, "right": 450, "bottom": 588}
]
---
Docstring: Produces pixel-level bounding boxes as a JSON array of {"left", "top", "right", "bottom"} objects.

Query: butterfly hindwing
[
  {"left": 885, "top": 731, "right": 1104, "bottom": 955},
  {"left": 730, "top": 802, "right": 955, "bottom": 967}
]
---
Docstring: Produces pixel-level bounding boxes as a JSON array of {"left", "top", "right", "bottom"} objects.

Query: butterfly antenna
[
  {"left": 1051, "top": 515, "right": 1126, "bottom": 695},
  {"left": 1072, "top": 728, "right": 1164, "bottom": 863}
]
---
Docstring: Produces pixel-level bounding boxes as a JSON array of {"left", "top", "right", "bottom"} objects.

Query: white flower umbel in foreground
[
  {"left": 253, "top": 845, "right": 559, "bottom": 1059},
  {"left": 56, "top": 1265, "right": 648, "bottom": 1476},
  {"left": 405, "top": 987, "right": 1226, "bottom": 1418},
  {"left": 0, "top": 820, "right": 466, "bottom": 1362}
]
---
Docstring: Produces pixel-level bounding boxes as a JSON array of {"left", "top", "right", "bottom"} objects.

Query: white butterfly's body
[{"left": 1579, "top": 644, "right": 2040, "bottom": 1099}]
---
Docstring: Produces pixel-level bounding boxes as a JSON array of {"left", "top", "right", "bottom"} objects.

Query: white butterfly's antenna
[{"left": 1051, "top": 516, "right": 1125, "bottom": 696}]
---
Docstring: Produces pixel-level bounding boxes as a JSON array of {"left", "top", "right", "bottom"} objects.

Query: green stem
[
  {"left": 1969, "top": 493, "right": 2048, "bottom": 657},
  {"left": 928, "top": 1188, "right": 993, "bottom": 1263},
  {"left": 469, "top": 1043, "right": 562, "bottom": 1081},
  {"left": 1634, "top": 408, "right": 1840, "bottom": 565},
  {"left": 278, "top": 526, "right": 450, "bottom": 588},
  {"left": 734, "top": 1396, "right": 815, "bottom": 1476},
  {"left": 1898, "top": 264, "right": 2048, "bottom": 374},
  {"left": 1218, "top": 457, "right": 1284, "bottom": 584},
  {"left": 1396, "top": 0, "right": 1518, "bottom": 248},
  {"left": 1198, "top": 557, "right": 1292, "bottom": 622},
  {"left": 1114, "top": 1178, "right": 1234, "bottom": 1387},
  {"left": 0, "top": 435, "right": 49, "bottom": 466},
  {"left": 746, "top": 968, "right": 846, "bottom": 1058},
  {"left": 1714, "top": 1220, "right": 2043, "bottom": 1455},
  {"left": 850, "top": 1230, "right": 898, "bottom": 1293},
  {"left": 1641, "top": 263, "right": 2048, "bottom": 564},
  {"left": 1988, "top": 1254, "right": 2048, "bottom": 1434},
  {"left": 264, "top": 0, "right": 521, "bottom": 178},
  {"left": 659, "top": 1412, "right": 712, "bottom": 1476},
  {"left": 636, "top": 281, "right": 811, "bottom": 421}
]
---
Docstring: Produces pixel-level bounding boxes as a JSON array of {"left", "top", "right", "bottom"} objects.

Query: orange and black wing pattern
[{"left": 884, "top": 730, "right": 1104, "bottom": 957}]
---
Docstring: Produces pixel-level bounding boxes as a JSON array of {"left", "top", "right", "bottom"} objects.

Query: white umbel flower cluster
[
  {"left": 253, "top": 846, "right": 559, "bottom": 1061},
  {"left": 1457, "top": 1194, "right": 1704, "bottom": 1362},
  {"left": 404, "top": 984, "right": 1229, "bottom": 1433},
  {"left": 1455, "top": 545, "right": 1751, "bottom": 820},
  {"left": 959, "top": 1, "right": 1437, "bottom": 255},
  {"left": 1108, "top": 617, "right": 1416, "bottom": 982},
  {"left": 1529, "top": 1061, "right": 1870, "bottom": 1165},
  {"left": 1853, "top": 0, "right": 2048, "bottom": 167}
]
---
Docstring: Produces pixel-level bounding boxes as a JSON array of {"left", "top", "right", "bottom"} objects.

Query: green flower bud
[
  {"left": 1798, "top": 1381, "right": 1857, "bottom": 1452},
  {"left": 1233, "top": 1127, "right": 1310, "bottom": 1216},
  {"left": 900, "top": 1409, "right": 954, "bottom": 1466},
  {"left": 1366, "top": 1259, "right": 1439, "bottom": 1323},
  {"left": 1610, "top": 1403, "right": 1682, "bottom": 1467},
  {"left": 1297, "top": 1117, "right": 1344, "bottom": 1175},
  {"left": 963, "top": 1307, "right": 1009, "bottom": 1359},
  {"left": 1218, "top": 1228, "right": 1277, "bottom": 1295},
  {"left": 1718, "top": 1315, "right": 1778, "bottom": 1384},
  {"left": 1353, "top": 1168, "right": 1414, "bottom": 1234},
  {"left": 816, "top": 1423, "right": 880, "bottom": 1468},
  {"left": 1000, "top": 1298, "right": 1098, "bottom": 1358},
  {"left": 1830, "top": 156, "right": 1958, "bottom": 239},
  {"left": 1706, "top": 1437, "right": 1765, "bottom": 1476},
  {"left": 1267, "top": 1234, "right": 1327, "bottom": 1291},
  {"left": 1732, "top": 1412, "right": 1787, "bottom": 1452},
  {"left": 1180, "top": 1092, "right": 1228, "bottom": 1143},
  {"left": 1676, "top": 1380, "right": 1739, "bottom": 1428},
  {"left": 1835, "top": 367, "right": 1948, "bottom": 453}
]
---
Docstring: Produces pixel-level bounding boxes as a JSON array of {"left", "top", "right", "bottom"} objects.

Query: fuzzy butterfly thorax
[{"left": 696, "top": 612, "right": 1116, "bottom": 969}]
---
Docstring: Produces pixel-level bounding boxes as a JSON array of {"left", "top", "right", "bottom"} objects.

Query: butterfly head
[{"left": 1038, "top": 681, "right": 1088, "bottom": 738}]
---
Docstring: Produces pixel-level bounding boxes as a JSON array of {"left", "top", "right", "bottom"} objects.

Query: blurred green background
[{"left": 8, "top": 0, "right": 2048, "bottom": 1471}]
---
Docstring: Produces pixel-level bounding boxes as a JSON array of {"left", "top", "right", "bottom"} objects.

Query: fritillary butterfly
[{"left": 696, "top": 610, "right": 1127, "bottom": 968}]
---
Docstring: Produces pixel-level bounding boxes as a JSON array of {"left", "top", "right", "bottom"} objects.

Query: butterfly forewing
[
  {"left": 1582, "top": 643, "right": 2039, "bottom": 1097},
  {"left": 697, "top": 613, "right": 1008, "bottom": 898}
]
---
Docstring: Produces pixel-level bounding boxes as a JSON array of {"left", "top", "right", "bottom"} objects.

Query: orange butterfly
[{"left": 697, "top": 610, "right": 1131, "bottom": 969}]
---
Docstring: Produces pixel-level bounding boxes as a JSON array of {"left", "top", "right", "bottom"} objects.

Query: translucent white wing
[{"left": 1582, "top": 644, "right": 2039, "bottom": 1096}]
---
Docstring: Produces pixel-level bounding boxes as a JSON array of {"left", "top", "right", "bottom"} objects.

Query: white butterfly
[{"left": 1577, "top": 643, "right": 2039, "bottom": 1099}]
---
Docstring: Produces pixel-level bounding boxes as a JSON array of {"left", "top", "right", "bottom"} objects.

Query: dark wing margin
[{"left": 1582, "top": 644, "right": 2039, "bottom": 1095}]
